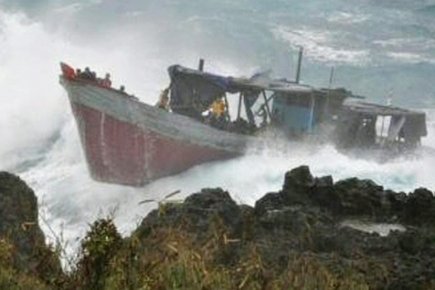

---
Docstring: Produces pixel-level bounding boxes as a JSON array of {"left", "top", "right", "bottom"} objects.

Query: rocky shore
[
  {"left": 1, "top": 166, "right": 435, "bottom": 289},
  {"left": 0, "top": 172, "right": 62, "bottom": 289}
]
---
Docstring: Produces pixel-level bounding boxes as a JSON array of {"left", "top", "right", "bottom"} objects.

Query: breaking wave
[
  {"left": 326, "top": 11, "right": 370, "bottom": 24},
  {"left": 272, "top": 25, "right": 370, "bottom": 65}
]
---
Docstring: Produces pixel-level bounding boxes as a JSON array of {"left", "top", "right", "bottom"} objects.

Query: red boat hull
[
  {"left": 71, "top": 102, "right": 238, "bottom": 186},
  {"left": 60, "top": 74, "right": 251, "bottom": 186}
]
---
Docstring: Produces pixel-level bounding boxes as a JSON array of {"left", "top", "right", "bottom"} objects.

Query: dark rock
[
  {"left": 401, "top": 188, "right": 435, "bottom": 224},
  {"left": 331, "top": 178, "right": 385, "bottom": 217},
  {"left": 281, "top": 165, "right": 314, "bottom": 205},
  {"left": 239, "top": 204, "right": 256, "bottom": 241},
  {"left": 131, "top": 166, "right": 435, "bottom": 289},
  {"left": 0, "top": 172, "right": 61, "bottom": 280},
  {"left": 284, "top": 165, "right": 314, "bottom": 188},
  {"left": 254, "top": 192, "right": 283, "bottom": 216},
  {"left": 398, "top": 230, "right": 425, "bottom": 255},
  {"left": 310, "top": 175, "right": 340, "bottom": 211},
  {"left": 386, "top": 190, "right": 407, "bottom": 214},
  {"left": 409, "top": 188, "right": 433, "bottom": 206},
  {"left": 314, "top": 175, "right": 334, "bottom": 188},
  {"left": 184, "top": 188, "right": 242, "bottom": 233},
  {"left": 138, "top": 188, "right": 243, "bottom": 240},
  {"left": 0, "top": 172, "right": 40, "bottom": 234},
  {"left": 258, "top": 206, "right": 314, "bottom": 233}
]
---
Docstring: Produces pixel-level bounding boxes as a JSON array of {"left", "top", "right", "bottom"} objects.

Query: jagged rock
[
  {"left": 310, "top": 175, "right": 339, "bottom": 210},
  {"left": 259, "top": 206, "right": 312, "bottom": 232},
  {"left": 2, "top": 166, "right": 434, "bottom": 289},
  {"left": 0, "top": 172, "right": 44, "bottom": 265},
  {"left": 385, "top": 190, "right": 407, "bottom": 214},
  {"left": 402, "top": 188, "right": 435, "bottom": 224},
  {"left": 398, "top": 229, "right": 426, "bottom": 255},
  {"left": 284, "top": 165, "right": 314, "bottom": 188},
  {"left": 183, "top": 188, "right": 242, "bottom": 233},
  {"left": 254, "top": 192, "right": 283, "bottom": 216},
  {"left": 332, "top": 178, "right": 385, "bottom": 217},
  {"left": 138, "top": 188, "right": 243, "bottom": 240},
  {"left": 129, "top": 165, "right": 435, "bottom": 289},
  {"left": 281, "top": 165, "right": 314, "bottom": 205},
  {"left": 0, "top": 172, "right": 61, "bottom": 280}
]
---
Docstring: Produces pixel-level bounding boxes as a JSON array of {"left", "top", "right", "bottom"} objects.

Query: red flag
[{"left": 60, "top": 62, "right": 76, "bottom": 79}]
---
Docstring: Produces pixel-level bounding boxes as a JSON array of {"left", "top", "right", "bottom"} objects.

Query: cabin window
[
  {"left": 376, "top": 115, "right": 391, "bottom": 138},
  {"left": 284, "top": 94, "right": 311, "bottom": 108}
]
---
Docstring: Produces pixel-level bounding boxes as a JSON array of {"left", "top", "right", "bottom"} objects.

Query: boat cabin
[
  {"left": 167, "top": 64, "right": 427, "bottom": 149},
  {"left": 336, "top": 101, "right": 427, "bottom": 149},
  {"left": 270, "top": 88, "right": 349, "bottom": 135},
  {"left": 168, "top": 65, "right": 347, "bottom": 131}
]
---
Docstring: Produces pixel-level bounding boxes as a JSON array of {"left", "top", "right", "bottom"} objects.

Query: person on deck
[
  {"left": 211, "top": 97, "right": 226, "bottom": 118},
  {"left": 101, "top": 73, "right": 112, "bottom": 88},
  {"left": 209, "top": 97, "right": 227, "bottom": 129},
  {"left": 156, "top": 88, "right": 170, "bottom": 110},
  {"left": 82, "top": 67, "right": 93, "bottom": 80}
]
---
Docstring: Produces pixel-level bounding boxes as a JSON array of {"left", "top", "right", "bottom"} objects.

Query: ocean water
[{"left": 1, "top": 0, "right": 435, "bottom": 262}]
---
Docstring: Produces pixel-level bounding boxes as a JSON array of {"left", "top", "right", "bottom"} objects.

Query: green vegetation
[
  {"left": 60, "top": 217, "right": 372, "bottom": 290},
  {"left": 0, "top": 216, "right": 376, "bottom": 290},
  {"left": 0, "top": 238, "right": 53, "bottom": 290}
]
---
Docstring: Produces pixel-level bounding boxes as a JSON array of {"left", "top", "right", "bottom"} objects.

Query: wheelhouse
[{"left": 167, "top": 63, "right": 426, "bottom": 149}]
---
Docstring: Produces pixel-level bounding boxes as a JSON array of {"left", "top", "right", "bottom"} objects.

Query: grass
[
  {"left": 2, "top": 214, "right": 434, "bottom": 290},
  {"left": 0, "top": 238, "right": 52, "bottom": 290},
  {"left": 60, "top": 217, "right": 373, "bottom": 290}
]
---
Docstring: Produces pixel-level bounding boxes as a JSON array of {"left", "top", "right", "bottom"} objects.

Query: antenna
[
  {"left": 328, "top": 67, "right": 335, "bottom": 89},
  {"left": 295, "top": 46, "right": 303, "bottom": 83},
  {"left": 198, "top": 58, "right": 205, "bottom": 72},
  {"left": 325, "top": 67, "right": 335, "bottom": 117}
]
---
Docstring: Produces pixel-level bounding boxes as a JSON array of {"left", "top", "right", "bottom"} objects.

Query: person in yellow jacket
[
  {"left": 156, "top": 87, "right": 170, "bottom": 110},
  {"left": 207, "top": 97, "right": 228, "bottom": 129},
  {"left": 211, "top": 97, "right": 226, "bottom": 118}
]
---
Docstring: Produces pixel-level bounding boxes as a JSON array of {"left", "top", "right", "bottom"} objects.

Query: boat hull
[{"left": 61, "top": 79, "right": 249, "bottom": 186}]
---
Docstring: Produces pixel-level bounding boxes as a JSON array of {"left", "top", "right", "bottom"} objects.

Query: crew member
[
  {"left": 82, "top": 67, "right": 93, "bottom": 80},
  {"left": 211, "top": 97, "right": 226, "bottom": 118},
  {"left": 208, "top": 97, "right": 227, "bottom": 129},
  {"left": 102, "top": 73, "right": 112, "bottom": 88},
  {"left": 156, "top": 88, "right": 170, "bottom": 110}
]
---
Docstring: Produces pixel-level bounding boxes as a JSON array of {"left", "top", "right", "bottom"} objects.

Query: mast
[
  {"left": 295, "top": 47, "right": 303, "bottom": 83},
  {"left": 325, "top": 67, "right": 335, "bottom": 116},
  {"left": 198, "top": 58, "right": 205, "bottom": 72}
]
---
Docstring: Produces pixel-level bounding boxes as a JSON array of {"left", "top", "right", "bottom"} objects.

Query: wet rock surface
[
  {"left": 136, "top": 165, "right": 435, "bottom": 289},
  {"left": 0, "top": 172, "right": 61, "bottom": 283},
  {"left": 2, "top": 167, "right": 435, "bottom": 289}
]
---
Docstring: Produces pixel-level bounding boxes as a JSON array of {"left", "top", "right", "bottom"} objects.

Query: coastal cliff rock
[
  {"left": 124, "top": 165, "right": 435, "bottom": 289},
  {"left": 137, "top": 188, "right": 243, "bottom": 240},
  {"left": 2, "top": 167, "right": 435, "bottom": 289},
  {"left": 0, "top": 172, "right": 61, "bottom": 288},
  {"left": 258, "top": 166, "right": 435, "bottom": 225}
]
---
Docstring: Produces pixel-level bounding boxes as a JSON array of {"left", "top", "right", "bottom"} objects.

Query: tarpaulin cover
[
  {"left": 168, "top": 65, "right": 240, "bottom": 119},
  {"left": 167, "top": 65, "right": 312, "bottom": 119},
  {"left": 403, "top": 113, "right": 427, "bottom": 138},
  {"left": 243, "top": 91, "right": 259, "bottom": 125}
]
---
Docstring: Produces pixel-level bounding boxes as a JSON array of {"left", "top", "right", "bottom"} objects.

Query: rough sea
[{"left": 1, "top": 0, "right": 435, "bottom": 262}]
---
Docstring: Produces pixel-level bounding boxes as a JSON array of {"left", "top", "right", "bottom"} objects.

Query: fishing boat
[{"left": 60, "top": 57, "right": 427, "bottom": 186}]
